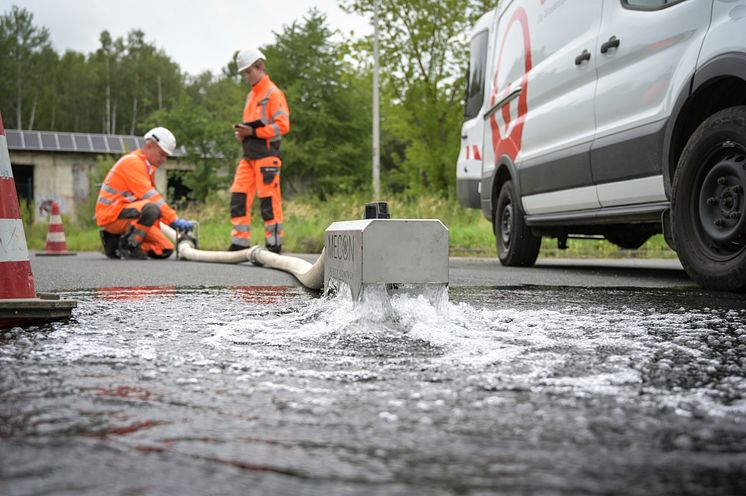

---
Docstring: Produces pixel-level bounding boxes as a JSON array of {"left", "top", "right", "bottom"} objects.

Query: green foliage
[
  {"left": 539, "top": 234, "right": 677, "bottom": 259},
  {"left": 342, "top": 0, "right": 492, "bottom": 198},
  {"left": 145, "top": 95, "right": 238, "bottom": 202},
  {"left": 0, "top": 6, "right": 184, "bottom": 134},
  {"left": 41, "top": 192, "right": 677, "bottom": 261},
  {"left": 186, "top": 74, "right": 243, "bottom": 124},
  {"left": 0, "top": 5, "right": 51, "bottom": 129},
  {"left": 19, "top": 198, "right": 35, "bottom": 234},
  {"left": 55, "top": 50, "right": 95, "bottom": 131},
  {"left": 263, "top": 9, "right": 372, "bottom": 197},
  {"left": 80, "top": 156, "right": 115, "bottom": 228}
]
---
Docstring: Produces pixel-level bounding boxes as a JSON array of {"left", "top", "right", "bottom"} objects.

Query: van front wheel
[
  {"left": 672, "top": 106, "right": 746, "bottom": 291},
  {"left": 495, "top": 180, "right": 541, "bottom": 266}
]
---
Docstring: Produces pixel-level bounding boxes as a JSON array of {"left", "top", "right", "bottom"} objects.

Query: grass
[{"left": 23, "top": 192, "right": 678, "bottom": 259}]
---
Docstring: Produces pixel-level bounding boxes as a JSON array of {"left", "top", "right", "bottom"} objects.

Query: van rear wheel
[
  {"left": 672, "top": 106, "right": 746, "bottom": 291},
  {"left": 495, "top": 180, "right": 541, "bottom": 266}
]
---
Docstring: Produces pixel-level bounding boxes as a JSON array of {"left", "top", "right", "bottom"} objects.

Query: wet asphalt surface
[
  {"left": 28, "top": 252, "right": 693, "bottom": 292},
  {"left": 1, "top": 253, "right": 744, "bottom": 495}
]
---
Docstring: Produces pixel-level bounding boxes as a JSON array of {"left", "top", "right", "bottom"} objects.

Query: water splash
[{"left": 2, "top": 285, "right": 746, "bottom": 495}]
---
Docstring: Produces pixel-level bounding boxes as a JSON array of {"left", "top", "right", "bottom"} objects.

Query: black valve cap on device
[{"left": 364, "top": 201, "right": 390, "bottom": 219}]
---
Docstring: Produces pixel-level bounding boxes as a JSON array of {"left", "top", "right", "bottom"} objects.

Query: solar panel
[
  {"left": 106, "top": 136, "right": 123, "bottom": 153},
  {"left": 24, "top": 132, "right": 41, "bottom": 149},
  {"left": 122, "top": 137, "right": 137, "bottom": 152},
  {"left": 4, "top": 130, "right": 185, "bottom": 158},
  {"left": 40, "top": 132, "right": 58, "bottom": 149},
  {"left": 57, "top": 134, "right": 75, "bottom": 151},
  {"left": 90, "top": 135, "right": 107, "bottom": 152},
  {"left": 74, "top": 134, "right": 91, "bottom": 151},
  {"left": 5, "top": 130, "right": 23, "bottom": 148}
]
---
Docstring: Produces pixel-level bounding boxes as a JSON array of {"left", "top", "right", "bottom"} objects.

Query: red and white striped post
[{"left": 0, "top": 112, "right": 76, "bottom": 328}]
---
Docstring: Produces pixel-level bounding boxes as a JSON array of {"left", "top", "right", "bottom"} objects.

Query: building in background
[{"left": 6, "top": 129, "right": 193, "bottom": 221}]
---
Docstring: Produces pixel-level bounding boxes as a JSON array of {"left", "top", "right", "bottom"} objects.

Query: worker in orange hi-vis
[
  {"left": 95, "top": 127, "right": 194, "bottom": 260},
  {"left": 229, "top": 48, "right": 290, "bottom": 254}
]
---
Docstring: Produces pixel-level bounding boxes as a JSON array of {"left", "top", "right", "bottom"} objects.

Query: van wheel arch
[
  {"left": 491, "top": 164, "right": 513, "bottom": 229},
  {"left": 665, "top": 58, "right": 746, "bottom": 197}
]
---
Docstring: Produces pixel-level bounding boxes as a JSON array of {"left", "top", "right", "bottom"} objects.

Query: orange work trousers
[
  {"left": 100, "top": 200, "right": 174, "bottom": 256},
  {"left": 229, "top": 157, "right": 283, "bottom": 249}
]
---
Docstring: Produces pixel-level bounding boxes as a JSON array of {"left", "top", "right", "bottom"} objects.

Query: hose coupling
[{"left": 248, "top": 245, "right": 265, "bottom": 266}]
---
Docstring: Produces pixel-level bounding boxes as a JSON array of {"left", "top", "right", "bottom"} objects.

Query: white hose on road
[
  {"left": 248, "top": 246, "right": 325, "bottom": 290},
  {"left": 160, "top": 223, "right": 324, "bottom": 290}
]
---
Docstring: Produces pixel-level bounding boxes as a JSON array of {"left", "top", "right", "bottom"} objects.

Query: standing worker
[
  {"left": 229, "top": 48, "right": 290, "bottom": 253},
  {"left": 95, "top": 127, "right": 194, "bottom": 260}
]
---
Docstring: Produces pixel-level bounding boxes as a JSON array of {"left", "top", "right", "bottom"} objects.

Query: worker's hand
[
  {"left": 171, "top": 218, "right": 195, "bottom": 231},
  {"left": 234, "top": 123, "right": 253, "bottom": 139}
]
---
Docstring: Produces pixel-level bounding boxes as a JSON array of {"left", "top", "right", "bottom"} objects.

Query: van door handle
[
  {"left": 575, "top": 49, "right": 591, "bottom": 65},
  {"left": 461, "top": 134, "right": 468, "bottom": 139},
  {"left": 600, "top": 36, "right": 620, "bottom": 54}
]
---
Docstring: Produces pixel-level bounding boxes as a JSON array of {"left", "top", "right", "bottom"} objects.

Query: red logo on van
[
  {"left": 489, "top": 7, "right": 532, "bottom": 163},
  {"left": 465, "top": 145, "right": 482, "bottom": 160}
]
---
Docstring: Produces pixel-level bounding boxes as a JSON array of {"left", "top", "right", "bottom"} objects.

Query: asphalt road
[
  {"left": 10, "top": 251, "right": 744, "bottom": 496},
  {"left": 28, "top": 250, "right": 696, "bottom": 292}
]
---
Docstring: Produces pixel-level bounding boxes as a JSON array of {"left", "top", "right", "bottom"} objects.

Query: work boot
[
  {"left": 100, "top": 230, "right": 121, "bottom": 259},
  {"left": 228, "top": 243, "right": 248, "bottom": 251},
  {"left": 266, "top": 244, "right": 282, "bottom": 254},
  {"left": 118, "top": 230, "right": 148, "bottom": 260}
]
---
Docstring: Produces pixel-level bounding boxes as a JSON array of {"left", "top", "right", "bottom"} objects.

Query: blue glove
[{"left": 171, "top": 218, "right": 194, "bottom": 231}]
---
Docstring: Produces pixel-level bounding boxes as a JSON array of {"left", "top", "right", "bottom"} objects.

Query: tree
[
  {"left": 0, "top": 5, "right": 51, "bottom": 129},
  {"left": 56, "top": 50, "right": 96, "bottom": 132},
  {"left": 262, "top": 9, "right": 371, "bottom": 197},
  {"left": 185, "top": 70, "right": 243, "bottom": 125},
  {"left": 27, "top": 45, "right": 58, "bottom": 130},
  {"left": 92, "top": 31, "right": 121, "bottom": 134},
  {"left": 342, "top": 0, "right": 492, "bottom": 197},
  {"left": 145, "top": 95, "right": 238, "bottom": 202},
  {"left": 89, "top": 29, "right": 183, "bottom": 135}
]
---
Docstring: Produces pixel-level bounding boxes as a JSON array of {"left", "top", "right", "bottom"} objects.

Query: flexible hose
[
  {"left": 161, "top": 224, "right": 251, "bottom": 263},
  {"left": 160, "top": 223, "right": 324, "bottom": 289},
  {"left": 248, "top": 246, "right": 325, "bottom": 290}
]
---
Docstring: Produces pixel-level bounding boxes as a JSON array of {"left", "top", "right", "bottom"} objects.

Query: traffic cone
[
  {"left": 0, "top": 112, "right": 76, "bottom": 328},
  {"left": 36, "top": 200, "right": 76, "bottom": 256}
]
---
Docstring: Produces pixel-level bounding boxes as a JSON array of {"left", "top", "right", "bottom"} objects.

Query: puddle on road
[{"left": 1, "top": 285, "right": 746, "bottom": 495}]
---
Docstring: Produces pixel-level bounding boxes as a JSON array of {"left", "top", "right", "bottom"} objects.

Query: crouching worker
[{"left": 95, "top": 127, "right": 194, "bottom": 260}]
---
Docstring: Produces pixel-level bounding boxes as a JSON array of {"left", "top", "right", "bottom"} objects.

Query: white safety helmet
[
  {"left": 236, "top": 48, "right": 265, "bottom": 73},
  {"left": 144, "top": 127, "right": 176, "bottom": 156}
]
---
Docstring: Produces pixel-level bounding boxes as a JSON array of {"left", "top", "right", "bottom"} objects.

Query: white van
[{"left": 457, "top": 0, "right": 746, "bottom": 291}]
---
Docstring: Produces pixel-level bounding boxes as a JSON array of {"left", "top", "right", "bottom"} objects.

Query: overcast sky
[{"left": 8, "top": 0, "right": 373, "bottom": 76}]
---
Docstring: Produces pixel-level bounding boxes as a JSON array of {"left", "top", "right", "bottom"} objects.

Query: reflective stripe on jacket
[
  {"left": 242, "top": 74, "right": 290, "bottom": 159},
  {"left": 94, "top": 149, "right": 177, "bottom": 227}
]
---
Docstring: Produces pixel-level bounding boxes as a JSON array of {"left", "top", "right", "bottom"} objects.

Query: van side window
[
  {"left": 622, "top": 0, "right": 687, "bottom": 10},
  {"left": 464, "top": 30, "right": 489, "bottom": 120}
]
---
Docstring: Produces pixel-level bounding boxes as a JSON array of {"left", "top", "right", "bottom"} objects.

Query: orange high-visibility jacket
[
  {"left": 241, "top": 74, "right": 290, "bottom": 159},
  {"left": 95, "top": 149, "right": 177, "bottom": 226}
]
